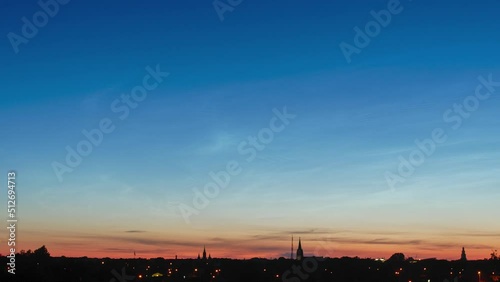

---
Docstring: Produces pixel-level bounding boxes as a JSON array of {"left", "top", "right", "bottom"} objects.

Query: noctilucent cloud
[{"left": 0, "top": 0, "right": 499, "bottom": 259}]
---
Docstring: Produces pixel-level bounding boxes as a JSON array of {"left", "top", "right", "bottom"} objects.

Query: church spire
[
  {"left": 203, "top": 245, "right": 207, "bottom": 260},
  {"left": 296, "top": 237, "right": 303, "bottom": 261},
  {"left": 461, "top": 247, "right": 467, "bottom": 261}
]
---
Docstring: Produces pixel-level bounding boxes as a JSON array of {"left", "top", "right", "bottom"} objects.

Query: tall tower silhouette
[
  {"left": 203, "top": 246, "right": 207, "bottom": 260},
  {"left": 296, "top": 238, "right": 303, "bottom": 261},
  {"left": 461, "top": 247, "right": 467, "bottom": 261}
]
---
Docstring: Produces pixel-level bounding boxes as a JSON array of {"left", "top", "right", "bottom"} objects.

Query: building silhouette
[
  {"left": 461, "top": 247, "right": 467, "bottom": 261},
  {"left": 296, "top": 237, "right": 304, "bottom": 261}
]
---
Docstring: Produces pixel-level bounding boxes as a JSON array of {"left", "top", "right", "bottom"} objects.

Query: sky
[{"left": 0, "top": 0, "right": 499, "bottom": 260}]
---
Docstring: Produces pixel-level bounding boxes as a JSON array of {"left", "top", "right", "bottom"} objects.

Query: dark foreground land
[{"left": 1, "top": 253, "right": 500, "bottom": 282}]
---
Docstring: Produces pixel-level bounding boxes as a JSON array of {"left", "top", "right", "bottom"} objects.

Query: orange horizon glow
[{"left": 7, "top": 239, "right": 495, "bottom": 261}]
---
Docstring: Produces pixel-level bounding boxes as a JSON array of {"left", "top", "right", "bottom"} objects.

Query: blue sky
[{"left": 0, "top": 0, "right": 499, "bottom": 259}]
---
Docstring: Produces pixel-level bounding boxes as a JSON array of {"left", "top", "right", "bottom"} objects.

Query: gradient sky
[{"left": 1, "top": 0, "right": 499, "bottom": 260}]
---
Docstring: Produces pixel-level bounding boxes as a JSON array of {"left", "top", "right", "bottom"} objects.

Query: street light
[{"left": 478, "top": 271, "right": 481, "bottom": 282}]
